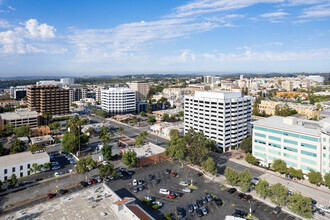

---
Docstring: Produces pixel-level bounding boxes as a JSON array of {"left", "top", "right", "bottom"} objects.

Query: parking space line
[{"left": 263, "top": 206, "right": 269, "bottom": 211}]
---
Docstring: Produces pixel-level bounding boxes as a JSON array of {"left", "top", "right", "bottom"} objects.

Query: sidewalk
[{"left": 230, "top": 158, "right": 330, "bottom": 206}]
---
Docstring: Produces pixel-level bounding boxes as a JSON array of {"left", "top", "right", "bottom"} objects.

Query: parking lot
[{"left": 106, "top": 161, "right": 298, "bottom": 220}]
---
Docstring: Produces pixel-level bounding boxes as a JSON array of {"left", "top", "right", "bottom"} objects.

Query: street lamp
[{"left": 249, "top": 200, "right": 252, "bottom": 214}]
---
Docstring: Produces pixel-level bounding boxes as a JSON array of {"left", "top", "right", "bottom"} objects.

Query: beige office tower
[{"left": 127, "top": 82, "right": 150, "bottom": 100}]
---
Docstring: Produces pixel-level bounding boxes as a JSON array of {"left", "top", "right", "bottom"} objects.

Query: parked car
[
  {"left": 117, "top": 171, "right": 124, "bottom": 178},
  {"left": 133, "top": 187, "right": 138, "bottom": 193},
  {"left": 105, "top": 177, "right": 111, "bottom": 182},
  {"left": 243, "top": 195, "right": 252, "bottom": 201},
  {"left": 174, "top": 192, "right": 183, "bottom": 197},
  {"left": 176, "top": 208, "right": 184, "bottom": 218},
  {"left": 68, "top": 169, "right": 73, "bottom": 173},
  {"left": 183, "top": 188, "right": 192, "bottom": 193},
  {"left": 310, "top": 198, "right": 317, "bottom": 205},
  {"left": 273, "top": 206, "right": 281, "bottom": 214},
  {"left": 167, "top": 194, "right": 176, "bottom": 199},
  {"left": 171, "top": 171, "right": 177, "bottom": 177},
  {"left": 159, "top": 189, "right": 170, "bottom": 195},
  {"left": 237, "top": 193, "right": 245, "bottom": 199},
  {"left": 165, "top": 169, "right": 171, "bottom": 174},
  {"left": 318, "top": 205, "right": 330, "bottom": 214},
  {"left": 201, "top": 207, "right": 208, "bottom": 215},
  {"left": 187, "top": 204, "right": 194, "bottom": 213},
  {"left": 206, "top": 193, "right": 213, "bottom": 201},
  {"left": 228, "top": 188, "right": 237, "bottom": 194},
  {"left": 233, "top": 209, "right": 248, "bottom": 218},
  {"left": 153, "top": 179, "right": 159, "bottom": 184},
  {"left": 193, "top": 202, "right": 198, "bottom": 210},
  {"left": 138, "top": 180, "right": 143, "bottom": 185},
  {"left": 152, "top": 201, "right": 163, "bottom": 207},
  {"left": 59, "top": 189, "right": 68, "bottom": 195},
  {"left": 148, "top": 174, "right": 154, "bottom": 180},
  {"left": 96, "top": 177, "right": 102, "bottom": 183},
  {"left": 196, "top": 200, "right": 203, "bottom": 207},
  {"left": 126, "top": 170, "right": 133, "bottom": 175},
  {"left": 47, "top": 193, "right": 55, "bottom": 199},
  {"left": 133, "top": 179, "right": 138, "bottom": 186},
  {"left": 202, "top": 197, "right": 208, "bottom": 204},
  {"left": 179, "top": 181, "right": 189, "bottom": 186},
  {"left": 102, "top": 161, "right": 109, "bottom": 165},
  {"left": 90, "top": 179, "right": 97, "bottom": 184},
  {"left": 144, "top": 195, "right": 155, "bottom": 201},
  {"left": 251, "top": 177, "right": 259, "bottom": 185},
  {"left": 196, "top": 209, "right": 203, "bottom": 217},
  {"left": 87, "top": 180, "right": 92, "bottom": 185},
  {"left": 139, "top": 185, "right": 144, "bottom": 191},
  {"left": 214, "top": 198, "right": 223, "bottom": 206},
  {"left": 54, "top": 172, "right": 60, "bottom": 177},
  {"left": 118, "top": 167, "right": 126, "bottom": 171},
  {"left": 52, "top": 162, "right": 59, "bottom": 166},
  {"left": 80, "top": 181, "right": 88, "bottom": 187}
]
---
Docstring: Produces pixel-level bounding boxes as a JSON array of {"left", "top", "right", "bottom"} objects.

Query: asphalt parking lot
[{"left": 106, "top": 161, "right": 298, "bottom": 220}]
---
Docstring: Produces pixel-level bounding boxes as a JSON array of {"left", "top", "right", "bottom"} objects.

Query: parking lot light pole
[{"left": 249, "top": 200, "right": 252, "bottom": 214}]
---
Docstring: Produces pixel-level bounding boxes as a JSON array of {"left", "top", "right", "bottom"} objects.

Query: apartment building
[
  {"left": 101, "top": 87, "right": 136, "bottom": 114},
  {"left": 27, "top": 85, "right": 70, "bottom": 115},
  {"left": 64, "top": 85, "right": 87, "bottom": 104},
  {"left": 60, "top": 78, "right": 75, "bottom": 85},
  {"left": 0, "top": 149, "right": 50, "bottom": 181},
  {"left": 127, "top": 81, "right": 149, "bottom": 100},
  {"left": 184, "top": 91, "right": 252, "bottom": 152},
  {"left": 258, "top": 100, "right": 320, "bottom": 119},
  {"left": 0, "top": 109, "right": 41, "bottom": 130},
  {"left": 203, "top": 75, "right": 215, "bottom": 84},
  {"left": 281, "top": 81, "right": 293, "bottom": 92},
  {"left": 252, "top": 116, "right": 330, "bottom": 175}
]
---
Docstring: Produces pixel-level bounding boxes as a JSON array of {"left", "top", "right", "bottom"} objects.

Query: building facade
[
  {"left": 101, "top": 88, "right": 136, "bottom": 114},
  {"left": 184, "top": 91, "right": 252, "bottom": 152},
  {"left": 0, "top": 149, "right": 50, "bottom": 181},
  {"left": 27, "top": 85, "right": 70, "bottom": 115},
  {"left": 252, "top": 116, "right": 330, "bottom": 175},
  {"left": 64, "top": 85, "right": 87, "bottom": 104},
  {"left": 60, "top": 78, "right": 75, "bottom": 85},
  {"left": 127, "top": 82, "right": 150, "bottom": 101},
  {"left": 9, "top": 86, "right": 28, "bottom": 100},
  {"left": 0, "top": 109, "right": 41, "bottom": 131}
]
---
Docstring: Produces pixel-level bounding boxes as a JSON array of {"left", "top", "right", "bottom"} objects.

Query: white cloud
[
  {"left": 161, "top": 50, "right": 196, "bottom": 64},
  {"left": 300, "top": 3, "right": 330, "bottom": 17},
  {"left": 169, "top": 0, "right": 284, "bottom": 18},
  {"left": 292, "top": 19, "right": 311, "bottom": 23},
  {"left": 260, "top": 11, "right": 289, "bottom": 17},
  {"left": 0, "top": 18, "right": 60, "bottom": 54},
  {"left": 8, "top": 6, "right": 15, "bottom": 11},
  {"left": 285, "top": 0, "right": 329, "bottom": 6}
]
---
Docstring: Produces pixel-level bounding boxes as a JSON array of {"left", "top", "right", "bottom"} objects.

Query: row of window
[{"left": 4, "top": 164, "right": 29, "bottom": 175}]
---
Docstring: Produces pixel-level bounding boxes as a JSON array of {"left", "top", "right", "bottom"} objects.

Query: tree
[
  {"left": 86, "top": 156, "right": 97, "bottom": 170},
  {"left": 146, "top": 104, "right": 152, "bottom": 114},
  {"left": 27, "top": 143, "right": 43, "bottom": 151},
  {"left": 43, "top": 162, "right": 52, "bottom": 169},
  {"left": 122, "top": 150, "right": 138, "bottom": 168},
  {"left": 62, "top": 132, "right": 79, "bottom": 153},
  {"left": 131, "top": 116, "right": 138, "bottom": 124},
  {"left": 99, "top": 126, "right": 109, "bottom": 140},
  {"left": 76, "top": 158, "right": 89, "bottom": 174},
  {"left": 245, "top": 153, "right": 259, "bottom": 165},
  {"left": 30, "top": 163, "right": 41, "bottom": 174},
  {"left": 10, "top": 138, "right": 25, "bottom": 154},
  {"left": 0, "top": 142, "right": 5, "bottom": 156},
  {"left": 87, "top": 102, "right": 91, "bottom": 106},
  {"left": 240, "top": 136, "right": 252, "bottom": 153},
  {"left": 252, "top": 101, "right": 260, "bottom": 116},
  {"left": 117, "top": 127, "right": 124, "bottom": 136},
  {"left": 9, "top": 174, "right": 17, "bottom": 188},
  {"left": 42, "top": 112, "right": 52, "bottom": 125},
  {"left": 270, "top": 183, "right": 288, "bottom": 206},
  {"left": 306, "top": 169, "right": 323, "bottom": 184},
  {"left": 140, "top": 111, "right": 147, "bottom": 117},
  {"left": 101, "top": 145, "right": 112, "bottom": 160},
  {"left": 14, "top": 125, "right": 30, "bottom": 137},
  {"left": 224, "top": 167, "right": 239, "bottom": 185},
  {"left": 169, "top": 129, "right": 179, "bottom": 139},
  {"left": 80, "top": 134, "right": 89, "bottom": 145},
  {"left": 49, "top": 121, "right": 60, "bottom": 132},
  {"left": 288, "top": 167, "right": 303, "bottom": 179},
  {"left": 255, "top": 179, "right": 270, "bottom": 199},
  {"left": 98, "top": 163, "right": 114, "bottom": 178},
  {"left": 178, "top": 111, "right": 184, "bottom": 117},
  {"left": 287, "top": 192, "right": 313, "bottom": 218},
  {"left": 146, "top": 115, "right": 156, "bottom": 124},
  {"left": 202, "top": 157, "right": 217, "bottom": 175},
  {"left": 71, "top": 103, "right": 78, "bottom": 108},
  {"left": 238, "top": 169, "right": 252, "bottom": 192},
  {"left": 316, "top": 103, "right": 321, "bottom": 109},
  {"left": 86, "top": 127, "right": 95, "bottom": 136},
  {"left": 162, "top": 113, "right": 170, "bottom": 122},
  {"left": 324, "top": 173, "right": 330, "bottom": 188},
  {"left": 272, "top": 159, "right": 287, "bottom": 174},
  {"left": 2, "top": 123, "right": 14, "bottom": 137}
]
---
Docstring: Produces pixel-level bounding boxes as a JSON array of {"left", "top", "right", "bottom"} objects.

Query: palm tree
[
  {"left": 42, "top": 112, "right": 52, "bottom": 126},
  {"left": 139, "top": 131, "right": 149, "bottom": 145},
  {"left": 117, "top": 127, "right": 124, "bottom": 136}
]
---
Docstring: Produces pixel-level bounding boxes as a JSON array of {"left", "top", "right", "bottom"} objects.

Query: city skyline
[{"left": 0, "top": 0, "right": 330, "bottom": 76}]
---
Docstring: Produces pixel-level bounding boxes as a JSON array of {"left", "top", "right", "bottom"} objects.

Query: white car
[
  {"left": 159, "top": 189, "right": 170, "bottom": 195},
  {"left": 54, "top": 172, "right": 59, "bottom": 177},
  {"left": 68, "top": 169, "right": 73, "bottom": 173},
  {"left": 133, "top": 179, "right": 138, "bottom": 186},
  {"left": 318, "top": 205, "right": 330, "bottom": 213},
  {"left": 102, "top": 161, "right": 109, "bottom": 165},
  {"left": 179, "top": 181, "right": 189, "bottom": 186},
  {"left": 182, "top": 188, "right": 192, "bottom": 193},
  {"left": 152, "top": 201, "right": 163, "bottom": 207}
]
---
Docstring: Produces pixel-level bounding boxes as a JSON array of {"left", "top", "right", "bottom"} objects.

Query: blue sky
[{"left": 0, "top": 0, "right": 329, "bottom": 76}]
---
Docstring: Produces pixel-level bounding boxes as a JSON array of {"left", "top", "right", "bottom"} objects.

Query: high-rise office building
[
  {"left": 9, "top": 86, "right": 28, "bottom": 100},
  {"left": 184, "top": 91, "right": 252, "bottom": 152},
  {"left": 127, "top": 82, "right": 150, "bottom": 100},
  {"left": 60, "top": 78, "right": 75, "bottom": 85},
  {"left": 27, "top": 85, "right": 69, "bottom": 115},
  {"left": 203, "top": 76, "right": 215, "bottom": 84},
  {"left": 252, "top": 116, "right": 330, "bottom": 175},
  {"left": 101, "top": 88, "right": 136, "bottom": 114}
]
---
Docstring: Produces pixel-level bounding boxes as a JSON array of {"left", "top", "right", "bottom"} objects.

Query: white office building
[
  {"left": 184, "top": 91, "right": 252, "bottom": 152},
  {"left": 252, "top": 116, "right": 330, "bottom": 175},
  {"left": 203, "top": 75, "right": 215, "bottom": 84},
  {"left": 101, "top": 88, "right": 136, "bottom": 114},
  {"left": 306, "top": 75, "right": 325, "bottom": 84},
  {"left": 9, "top": 86, "right": 28, "bottom": 100},
  {"left": 60, "top": 78, "right": 75, "bottom": 85},
  {"left": 0, "top": 149, "right": 50, "bottom": 181}
]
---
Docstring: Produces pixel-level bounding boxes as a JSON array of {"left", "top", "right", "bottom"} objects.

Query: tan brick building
[{"left": 27, "top": 85, "right": 69, "bottom": 115}]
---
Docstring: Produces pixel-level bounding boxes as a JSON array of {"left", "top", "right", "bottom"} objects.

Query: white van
[{"left": 159, "top": 189, "right": 170, "bottom": 195}]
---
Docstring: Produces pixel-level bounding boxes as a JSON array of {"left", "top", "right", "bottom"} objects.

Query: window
[
  {"left": 12, "top": 167, "right": 15, "bottom": 172},
  {"left": 27, "top": 164, "right": 30, "bottom": 169},
  {"left": 268, "top": 149, "right": 281, "bottom": 155},
  {"left": 254, "top": 139, "right": 266, "bottom": 144},
  {"left": 254, "top": 145, "right": 266, "bottom": 151},
  {"left": 20, "top": 172, "right": 23, "bottom": 177},
  {"left": 268, "top": 156, "right": 278, "bottom": 160},
  {"left": 269, "top": 135, "right": 281, "bottom": 142},
  {"left": 301, "top": 150, "right": 317, "bottom": 157},
  {"left": 254, "top": 132, "right": 266, "bottom": 138},
  {"left": 301, "top": 157, "right": 317, "bottom": 165},
  {"left": 4, "top": 176, "right": 7, "bottom": 181},
  {"left": 4, "top": 169, "right": 7, "bottom": 174},
  {"left": 269, "top": 142, "right": 281, "bottom": 149},
  {"left": 284, "top": 153, "right": 297, "bottom": 160},
  {"left": 20, "top": 165, "right": 23, "bottom": 171},
  {"left": 323, "top": 153, "right": 326, "bottom": 158},
  {"left": 301, "top": 143, "right": 317, "bottom": 150},
  {"left": 254, "top": 152, "right": 266, "bottom": 158},
  {"left": 284, "top": 146, "right": 298, "bottom": 153},
  {"left": 284, "top": 160, "right": 297, "bottom": 167},
  {"left": 284, "top": 139, "right": 298, "bottom": 145}
]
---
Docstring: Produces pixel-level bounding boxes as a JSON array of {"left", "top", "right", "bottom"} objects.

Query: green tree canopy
[
  {"left": 62, "top": 132, "right": 79, "bottom": 153},
  {"left": 49, "top": 121, "right": 60, "bottom": 131},
  {"left": 14, "top": 125, "right": 30, "bottom": 137},
  {"left": 42, "top": 112, "right": 52, "bottom": 125},
  {"left": 240, "top": 136, "right": 252, "bottom": 153},
  {"left": 98, "top": 163, "right": 114, "bottom": 178},
  {"left": 169, "top": 129, "right": 179, "bottom": 139},
  {"left": 101, "top": 145, "right": 112, "bottom": 160},
  {"left": 146, "top": 104, "right": 152, "bottom": 114},
  {"left": 287, "top": 192, "right": 313, "bottom": 218},
  {"left": 245, "top": 153, "right": 259, "bottom": 165},
  {"left": 122, "top": 150, "right": 138, "bottom": 168},
  {"left": 146, "top": 115, "right": 156, "bottom": 124},
  {"left": 255, "top": 179, "right": 270, "bottom": 199},
  {"left": 270, "top": 183, "right": 288, "bottom": 206},
  {"left": 224, "top": 167, "right": 239, "bottom": 186},
  {"left": 140, "top": 111, "right": 147, "bottom": 117},
  {"left": 162, "top": 113, "right": 170, "bottom": 122},
  {"left": 272, "top": 159, "right": 287, "bottom": 174},
  {"left": 324, "top": 173, "right": 330, "bottom": 188},
  {"left": 201, "top": 157, "right": 217, "bottom": 175},
  {"left": 306, "top": 169, "right": 323, "bottom": 184},
  {"left": 288, "top": 167, "right": 303, "bottom": 179},
  {"left": 10, "top": 138, "right": 25, "bottom": 154},
  {"left": 117, "top": 127, "right": 124, "bottom": 136},
  {"left": 27, "top": 143, "right": 43, "bottom": 151},
  {"left": 10, "top": 174, "right": 17, "bottom": 187},
  {"left": 0, "top": 142, "right": 5, "bottom": 156},
  {"left": 238, "top": 169, "right": 252, "bottom": 192}
]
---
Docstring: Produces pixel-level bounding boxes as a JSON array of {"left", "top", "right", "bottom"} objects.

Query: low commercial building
[
  {"left": 9, "top": 86, "right": 28, "bottom": 100},
  {"left": 0, "top": 109, "right": 41, "bottom": 131},
  {"left": 0, "top": 149, "right": 50, "bottom": 181},
  {"left": 0, "top": 100, "right": 18, "bottom": 107},
  {"left": 252, "top": 116, "right": 330, "bottom": 175},
  {"left": 30, "top": 135, "right": 54, "bottom": 146},
  {"left": 258, "top": 100, "right": 320, "bottom": 119},
  {"left": 152, "top": 108, "right": 183, "bottom": 122},
  {"left": 150, "top": 122, "right": 184, "bottom": 138}
]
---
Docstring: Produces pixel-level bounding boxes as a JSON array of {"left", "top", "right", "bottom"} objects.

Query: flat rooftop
[
  {"left": 124, "top": 143, "right": 164, "bottom": 158},
  {"left": 0, "top": 149, "right": 49, "bottom": 168},
  {"left": 192, "top": 90, "right": 245, "bottom": 99},
  {"left": 0, "top": 110, "right": 39, "bottom": 120},
  {"left": 3, "top": 185, "right": 153, "bottom": 220},
  {"left": 252, "top": 116, "right": 321, "bottom": 136}
]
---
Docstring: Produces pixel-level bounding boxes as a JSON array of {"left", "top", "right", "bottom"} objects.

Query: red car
[
  {"left": 47, "top": 193, "right": 54, "bottom": 199},
  {"left": 167, "top": 194, "right": 176, "bottom": 199},
  {"left": 91, "top": 179, "right": 97, "bottom": 184},
  {"left": 243, "top": 195, "right": 252, "bottom": 201},
  {"left": 171, "top": 171, "right": 177, "bottom": 177}
]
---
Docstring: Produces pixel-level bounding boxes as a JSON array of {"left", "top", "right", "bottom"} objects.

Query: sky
[{"left": 0, "top": 0, "right": 330, "bottom": 76}]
